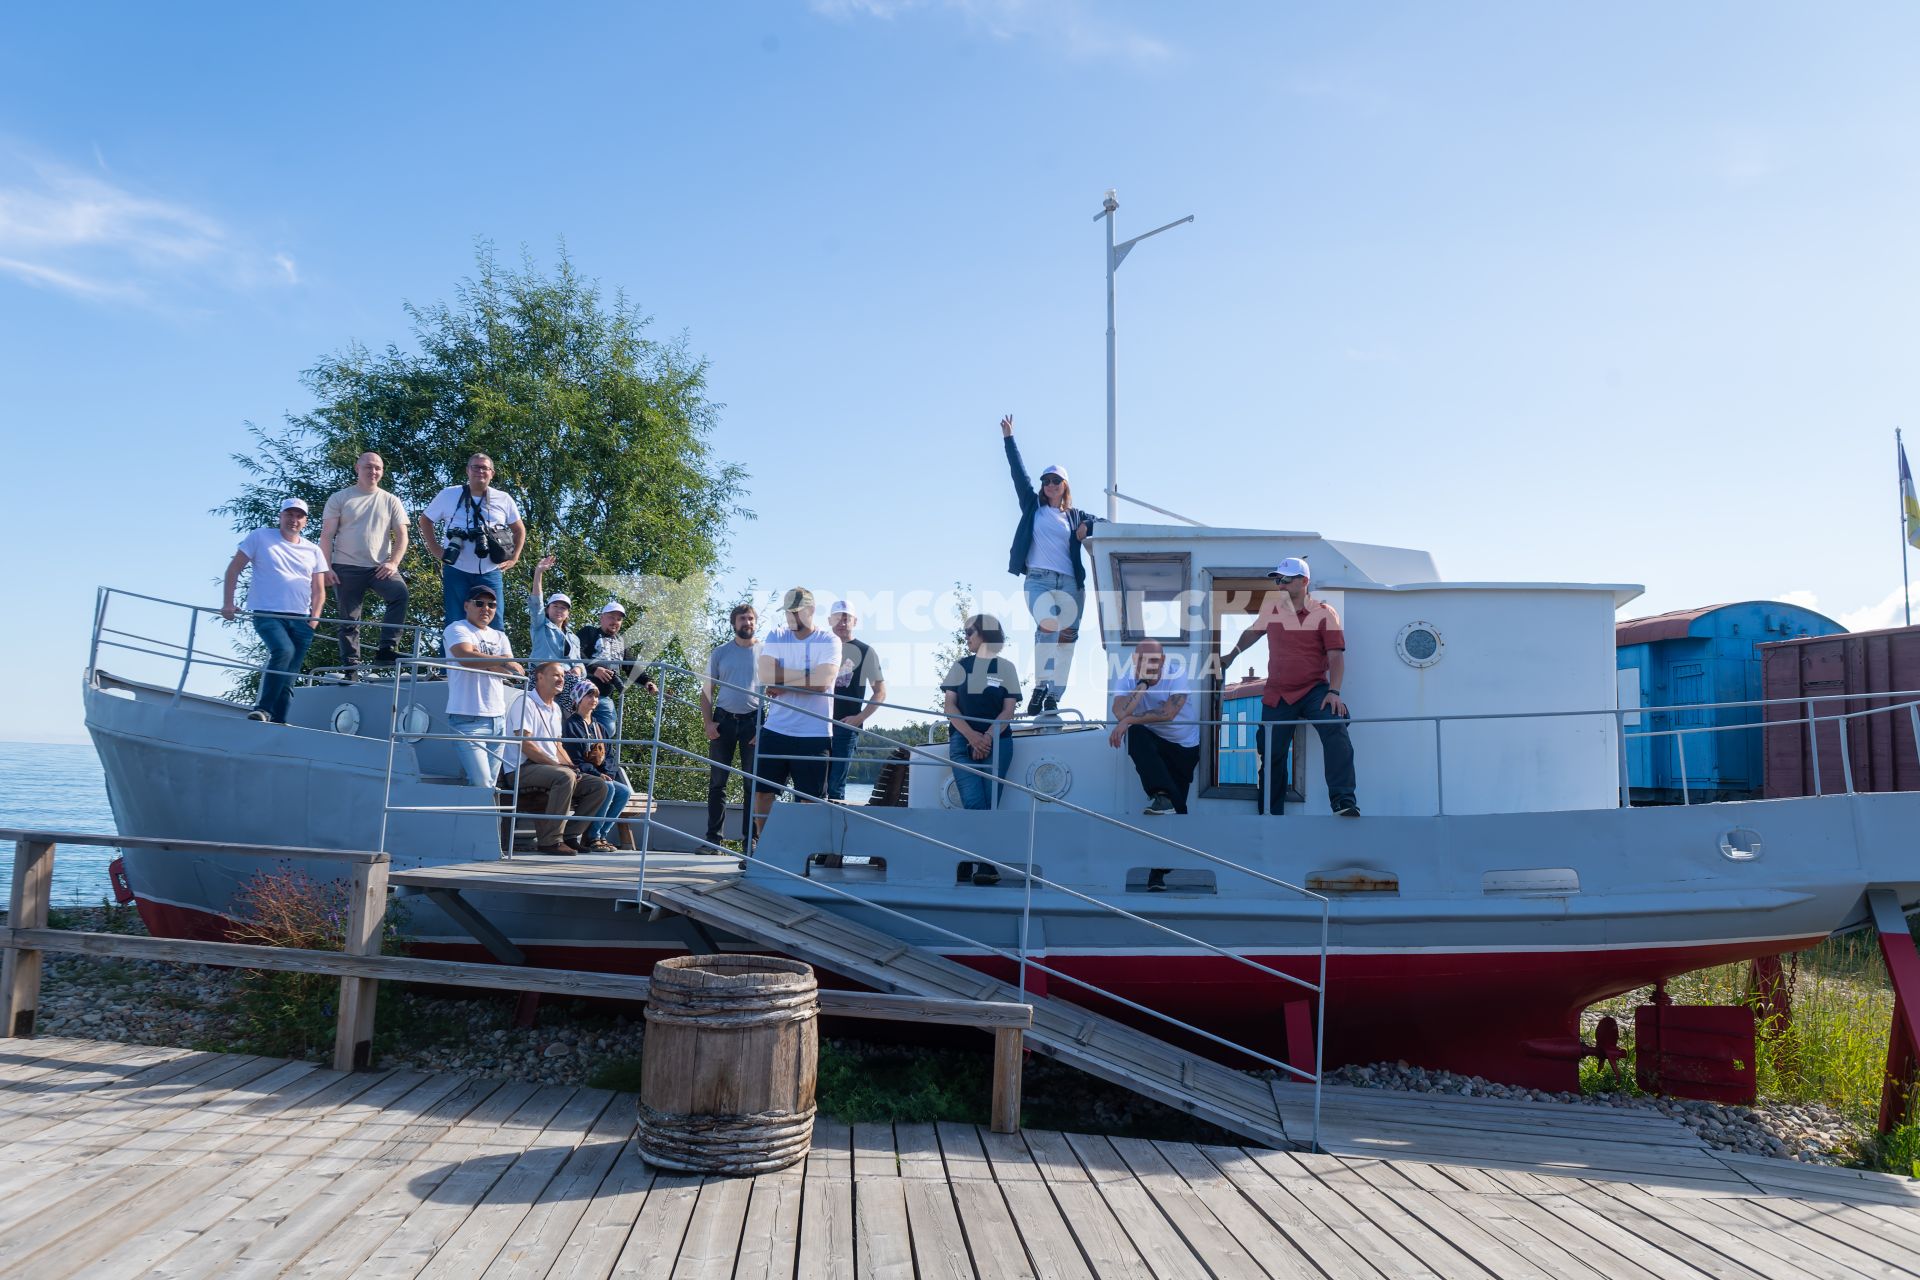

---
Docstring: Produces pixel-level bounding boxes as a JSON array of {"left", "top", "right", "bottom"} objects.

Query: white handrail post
[
  {"left": 377, "top": 655, "right": 405, "bottom": 856},
  {"left": 1838, "top": 716, "right": 1855, "bottom": 794},
  {"left": 1432, "top": 717, "right": 1445, "bottom": 816},
  {"left": 1312, "top": 900, "right": 1327, "bottom": 1153},
  {"left": 1677, "top": 732, "right": 1690, "bottom": 805},
  {"left": 1909, "top": 705, "right": 1920, "bottom": 779},
  {"left": 87, "top": 587, "right": 108, "bottom": 676},
  {"left": 1807, "top": 699, "right": 1824, "bottom": 795},
  {"left": 638, "top": 678, "right": 667, "bottom": 902},
  {"left": 172, "top": 609, "right": 198, "bottom": 705},
  {"left": 1019, "top": 795, "right": 1037, "bottom": 1003},
  {"left": 1617, "top": 709, "right": 1632, "bottom": 808}
]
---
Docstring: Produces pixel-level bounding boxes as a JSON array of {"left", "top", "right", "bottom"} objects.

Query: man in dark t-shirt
[{"left": 826, "top": 600, "right": 887, "bottom": 801}]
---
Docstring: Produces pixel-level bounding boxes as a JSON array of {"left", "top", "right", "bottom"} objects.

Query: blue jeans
[
  {"left": 587, "top": 777, "right": 634, "bottom": 843},
  {"left": 447, "top": 713, "right": 505, "bottom": 788},
  {"left": 828, "top": 721, "right": 858, "bottom": 800},
  {"left": 251, "top": 614, "right": 314, "bottom": 724},
  {"left": 1259, "top": 684, "right": 1357, "bottom": 814},
  {"left": 949, "top": 728, "right": 1013, "bottom": 810},
  {"left": 441, "top": 564, "right": 504, "bottom": 628},
  {"left": 1022, "top": 569, "right": 1084, "bottom": 698}
]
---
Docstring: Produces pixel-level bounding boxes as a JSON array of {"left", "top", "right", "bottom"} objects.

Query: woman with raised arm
[{"left": 1000, "top": 414, "right": 1097, "bottom": 715}]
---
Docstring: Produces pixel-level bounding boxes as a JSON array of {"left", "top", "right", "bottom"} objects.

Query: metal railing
[{"left": 374, "top": 658, "right": 1334, "bottom": 1148}]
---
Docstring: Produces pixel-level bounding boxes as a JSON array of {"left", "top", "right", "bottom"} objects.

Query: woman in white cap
[
  {"left": 528, "top": 554, "right": 585, "bottom": 683},
  {"left": 221, "top": 498, "right": 331, "bottom": 723},
  {"left": 999, "top": 414, "right": 1097, "bottom": 715}
]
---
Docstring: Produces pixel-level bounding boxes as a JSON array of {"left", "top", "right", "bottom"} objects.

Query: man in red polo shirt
[{"left": 1221, "top": 557, "right": 1359, "bottom": 816}]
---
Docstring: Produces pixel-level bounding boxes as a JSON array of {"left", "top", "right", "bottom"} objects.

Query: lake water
[{"left": 0, "top": 742, "right": 120, "bottom": 904}]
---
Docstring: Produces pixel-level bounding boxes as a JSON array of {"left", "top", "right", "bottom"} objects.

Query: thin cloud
[
  {"left": 809, "top": 0, "right": 1172, "bottom": 65},
  {"left": 0, "top": 147, "right": 297, "bottom": 304},
  {"left": 1838, "top": 585, "right": 1920, "bottom": 635},
  {"left": 1773, "top": 589, "right": 1821, "bottom": 611}
]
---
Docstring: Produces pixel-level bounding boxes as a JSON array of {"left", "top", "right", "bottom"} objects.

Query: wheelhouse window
[{"left": 1112, "top": 553, "right": 1191, "bottom": 643}]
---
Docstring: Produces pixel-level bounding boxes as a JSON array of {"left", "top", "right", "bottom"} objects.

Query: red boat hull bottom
[{"left": 134, "top": 898, "right": 1816, "bottom": 1094}]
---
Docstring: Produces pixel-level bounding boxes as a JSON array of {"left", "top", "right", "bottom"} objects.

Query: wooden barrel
[{"left": 636, "top": 954, "right": 818, "bottom": 1175}]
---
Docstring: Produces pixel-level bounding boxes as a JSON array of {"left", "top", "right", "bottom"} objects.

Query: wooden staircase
[{"left": 643, "top": 876, "right": 1301, "bottom": 1150}]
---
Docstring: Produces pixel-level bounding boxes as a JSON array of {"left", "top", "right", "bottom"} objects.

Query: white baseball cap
[
  {"left": 829, "top": 599, "right": 853, "bottom": 617},
  {"left": 598, "top": 600, "right": 627, "bottom": 617},
  {"left": 1039, "top": 464, "right": 1069, "bottom": 484},
  {"left": 279, "top": 498, "right": 309, "bottom": 515},
  {"left": 545, "top": 592, "right": 571, "bottom": 608},
  {"left": 1267, "top": 557, "right": 1311, "bottom": 581}
]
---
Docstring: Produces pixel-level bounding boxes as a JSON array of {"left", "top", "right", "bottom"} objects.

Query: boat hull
[{"left": 86, "top": 674, "right": 1920, "bottom": 1092}]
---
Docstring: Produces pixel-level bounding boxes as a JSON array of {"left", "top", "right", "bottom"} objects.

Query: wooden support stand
[
  {"left": 1869, "top": 888, "right": 1920, "bottom": 1132},
  {"left": 332, "top": 855, "right": 389, "bottom": 1071},
  {"left": 1, "top": 839, "right": 54, "bottom": 1037},
  {"left": 991, "top": 1025, "right": 1024, "bottom": 1134}
]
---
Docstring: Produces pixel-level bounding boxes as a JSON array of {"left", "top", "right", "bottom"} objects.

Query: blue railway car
[{"left": 1615, "top": 601, "right": 1844, "bottom": 803}]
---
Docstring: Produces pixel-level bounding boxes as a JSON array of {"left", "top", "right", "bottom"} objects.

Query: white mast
[{"left": 1098, "top": 188, "right": 1192, "bottom": 522}]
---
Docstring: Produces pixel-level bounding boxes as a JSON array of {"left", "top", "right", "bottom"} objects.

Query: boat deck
[
  {"left": 3, "top": 1037, "right": 1917, "bottom": 1279},
  {"left": 389, "top": 852, "right": 739, "bottom": 900}
]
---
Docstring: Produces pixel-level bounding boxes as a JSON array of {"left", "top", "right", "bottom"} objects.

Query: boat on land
[{"left": 84, "top": 519, "right": 1920, "bottom": 1091}]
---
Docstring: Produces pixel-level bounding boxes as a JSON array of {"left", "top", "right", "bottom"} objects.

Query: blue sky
[{"left": 6, "top": 2, "right": 1920, "bottom": 742}]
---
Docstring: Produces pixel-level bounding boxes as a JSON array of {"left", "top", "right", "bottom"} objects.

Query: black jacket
[{"left": 1003, "top": 436, "right": 1097, "bottom": 590}]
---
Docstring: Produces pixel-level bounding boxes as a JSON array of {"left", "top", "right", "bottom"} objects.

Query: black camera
[{"left": 441, "top": 528, "right": 468, "bottom": 566}]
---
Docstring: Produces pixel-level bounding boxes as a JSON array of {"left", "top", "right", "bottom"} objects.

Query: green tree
[{"left": 217, "top": 242, "right": 749, "bottom": 778}]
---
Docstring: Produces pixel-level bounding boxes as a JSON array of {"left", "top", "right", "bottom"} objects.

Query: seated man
[
  {"left": 500, "top": 661, "right": 609, "bottom": 855},
  {"left": 1108, "top": 639, "right": 1200, "bottom": 816}
]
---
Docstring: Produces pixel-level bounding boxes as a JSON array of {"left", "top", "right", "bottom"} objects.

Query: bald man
[
  {"left": 320, "top": 451, "right": 410, "bottom": 675},
  {"left": 1108, "top": 639, "right": 1201, "bottom": 816}
]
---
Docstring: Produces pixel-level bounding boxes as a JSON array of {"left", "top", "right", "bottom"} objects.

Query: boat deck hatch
[
  {"left": 1482, "top": 867, "right": 1580, "bottom": 896},
  {"left": 809, "top": 853, "right": 886, "bottom": 883},
  {"left": 1126, "top": 868, "right": 1217, "bottom": 895},
  {"left": 955, "top": 860, "right": 1041, "bottom": 887},
  {"left": 1306, "top": 866, "right": 1399, "bottom": 894}
]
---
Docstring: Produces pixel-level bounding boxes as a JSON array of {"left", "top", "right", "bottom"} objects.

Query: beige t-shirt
[{"left": 322, "top": 486, "right": 407, "bottom": 568}]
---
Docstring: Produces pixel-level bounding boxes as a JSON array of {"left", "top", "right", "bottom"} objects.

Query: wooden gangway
[
  {"left": 4, "top": 1036, "right": 1919, "bottom": 1279},
  {"left": 643, "top": 876, "right": 1298, "bottom": 1152}
]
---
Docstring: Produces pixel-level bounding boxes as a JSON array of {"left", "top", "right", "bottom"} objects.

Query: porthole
[
  {"left": 1396, "top": 621, "right": 1444, "bottom": 669},
  {"left": 1026, "top": 759, "right": 1072, "bottom": 800},
  {"left": 330, "top": 702, "right": 362, "bottom": 736},
  {"left": 399, "top": 704, "right": 432, "bottom": 743},
  {"left": 941, "top": 778, "right": 963, "bottom": 810}
]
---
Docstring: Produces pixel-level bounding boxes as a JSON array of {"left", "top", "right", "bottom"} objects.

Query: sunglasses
[
  {"left": 1271, "top": 575, "right": 1302, "bottom": 584},
  {"left": 470, "top": 599, "right": 498, "bottom": 608},
  {"left": 1040, "top": 475, "right": 1064, "bottom": 486}
]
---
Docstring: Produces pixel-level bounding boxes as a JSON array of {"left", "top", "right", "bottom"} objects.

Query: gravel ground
[
  {"left": 15, "top": 908, "right": 1870, "bottom": 1163},
  {"left": 1323, "top": 1060, "right": 1861, "bottom": 1165}
]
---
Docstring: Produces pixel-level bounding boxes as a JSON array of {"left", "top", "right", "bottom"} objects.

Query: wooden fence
[{"left": 0, "top": 830, "right": 1034, "bottom": 1133}]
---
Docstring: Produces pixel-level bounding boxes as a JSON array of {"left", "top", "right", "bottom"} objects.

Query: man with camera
[{"left": 417, "top": 453, "right": 527, "bottom": 626}]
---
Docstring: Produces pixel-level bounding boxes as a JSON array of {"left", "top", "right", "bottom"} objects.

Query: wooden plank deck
[{"left": 3, "top": 1039, "right": 1918, "bottom": 1278}]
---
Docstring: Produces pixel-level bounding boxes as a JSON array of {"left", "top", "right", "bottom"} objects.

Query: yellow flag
[{"left": 1904, "top": 442, "right": 1920, "bottom": 551}]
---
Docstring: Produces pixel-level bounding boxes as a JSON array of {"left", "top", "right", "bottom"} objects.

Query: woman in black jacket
[{"left": 1000, "top": 414, "right": 1095, "bottom": 714}]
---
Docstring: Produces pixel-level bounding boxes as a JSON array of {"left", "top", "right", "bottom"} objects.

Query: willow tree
[{"left": 219, "top": 244, "right": 749, "bottom": 792}]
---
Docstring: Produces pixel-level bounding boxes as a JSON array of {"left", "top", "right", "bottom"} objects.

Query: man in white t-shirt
[
  {"left": 320, "top": 451, "right": 410, "bottom": 676},
  {"left": 1108, "top": 640, "right": 1201, "bottom": 817},
  {"left": 221, "top": 498, "right": 331, "bottom": 724},
  {"left": 442, "top": 583, "right": 523, "bottom": 788},
  {"left": 417, "top": 452, "right": 527, "bottom": 626},
  {"left": 751, "top": 587, "right": 842, "bottom": 832},
  {"left": 501, "top": 661, "right": 609, "bottom": 855}
]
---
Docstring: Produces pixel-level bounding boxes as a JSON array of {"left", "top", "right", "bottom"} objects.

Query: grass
[{"left": 1581, "top": 931, "right": 1918, "bottom": 1173}]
